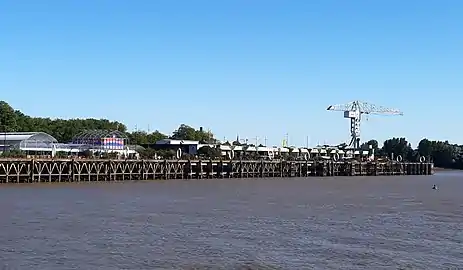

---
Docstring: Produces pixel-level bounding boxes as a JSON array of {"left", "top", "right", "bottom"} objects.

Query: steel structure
[
  {"left": 0, "top": 132, "right": 58, "bottom": 151},
  {"left": 72, "top": 130, "right": 129, "bottom": 149},
  {"left": 327, "top": 101, "right": 403, "bottom": 149}
]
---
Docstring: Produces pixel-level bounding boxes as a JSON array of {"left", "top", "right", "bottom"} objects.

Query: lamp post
[
  {"left": 2, "top": 126, "right": 5, "bottom": 153},
  {"left": 2, "top": 116, "right": 6, "bottom": 153}
]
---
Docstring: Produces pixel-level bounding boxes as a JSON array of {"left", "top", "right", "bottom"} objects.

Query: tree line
[
  {"left": 0, "top": 101, "right": 216, "bottom": 145},
  {"left": 360, "top": 138, "right": 462, "bottom": 169},
  {"left": 1, "top": 101, "right": 462, "bottom": 169}
]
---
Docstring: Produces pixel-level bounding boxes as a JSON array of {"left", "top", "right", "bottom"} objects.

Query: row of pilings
[{"left": 0, "top": 159, "right": 433, "bottom": 183}]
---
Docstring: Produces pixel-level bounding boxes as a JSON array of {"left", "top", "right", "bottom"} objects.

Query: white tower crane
[{"left": 327, "top": 101, "right": 403, "bottom": 149}]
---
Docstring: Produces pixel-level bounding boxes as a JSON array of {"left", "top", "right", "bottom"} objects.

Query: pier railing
[{"left": 0, "top": 158, "right": 433, "bottom": 183}]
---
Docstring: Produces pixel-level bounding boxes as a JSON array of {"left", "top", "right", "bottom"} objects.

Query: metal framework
[
  {"left": 0, "top": 132, "right": 58, "bottom": 150},
  {"left": 72, "top": 130, "right": 129, "bottom": 145},
  {"left": 327, "top": 101, "right": 403, "bottom": 149}
]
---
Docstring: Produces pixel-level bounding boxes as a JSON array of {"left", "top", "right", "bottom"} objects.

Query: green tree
[
  {"left": 376, "top": 137, "right": 463, "bottom": 167},
  {"left": 171, "top": 124, "right": 217, "bottom": 143},
  {"left": 0, "top": 149, "right": 26, "bottom": 158},
  {"left": 138, "top": 148, "right": 158, "bottom": 159},
  {"left": 197, "top": 146, "right": 222, "bottom": 159},
  {"left": 417, "top": 138, "right": 433, "bottom": 157},
  {"left": 156, "top": 149, "right": 176, "bottom": 159},
  {"left": 1, "top": 101, "right": 127, "bottom": 142},
  {"left": 232, "top": 140, "right": 242, "bottom": 146},
  {"left": 425, "top": 140, "right": 455, "bottom": 168},
  {"left": 171, "top": 124, "right": 198, "bottom": 140},
  {"left": 0, "top": 101, "right": 18, "bottom": 132},
  {"left": 360, "top": 139, "right": 379, "bottom": 150},
  {"left": 381, "top": 137, "right": 412, "bottom": 160},
  {"left": 128, "top": 130, "right": 167, "bottom": 145},
  {"left": 147, "top": 131, "right": 167, "bottom": 144}
]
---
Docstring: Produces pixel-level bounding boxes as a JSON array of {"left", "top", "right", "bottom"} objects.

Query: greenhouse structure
[{"left": 0, "top": 130, "right": 137, "bottom": 158}]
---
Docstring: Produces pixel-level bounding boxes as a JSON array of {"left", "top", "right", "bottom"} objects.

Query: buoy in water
[{"left": 432, "top": 185, "right": 437, "bottom": 190}]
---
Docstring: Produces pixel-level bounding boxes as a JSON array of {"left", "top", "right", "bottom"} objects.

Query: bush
[
  {"left": 197, "top": 146, "right": 221, "bottom": 159},
  {"left": 0, "top": 149, "right": 27, "bottom": 158}
]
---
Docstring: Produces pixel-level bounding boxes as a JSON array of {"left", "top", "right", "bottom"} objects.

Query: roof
[
  {"left": 72, "top": 130, "right": 128, "bottom": 142},
  {"left": 0, "top": 132, "right": 58, "bottom": 143}
]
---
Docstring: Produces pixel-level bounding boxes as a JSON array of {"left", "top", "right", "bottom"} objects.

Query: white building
[{"left": 0, "top": 132, "right": 58, "bottom": 152}]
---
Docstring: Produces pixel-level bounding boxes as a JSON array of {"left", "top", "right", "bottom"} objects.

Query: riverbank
[{"left": 433, "top": 167, "right": 460, "bottom": 171}]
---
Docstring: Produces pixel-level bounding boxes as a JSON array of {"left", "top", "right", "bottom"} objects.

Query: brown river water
[{"left": 0, "top": 172, "right": 462, "bottom": 269}]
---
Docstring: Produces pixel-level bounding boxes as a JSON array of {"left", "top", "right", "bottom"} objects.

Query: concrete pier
[{"left": 0, "top": 159, "right": 433, "bottom": 183}]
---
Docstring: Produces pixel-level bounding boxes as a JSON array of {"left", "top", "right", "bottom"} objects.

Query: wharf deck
[{"left": 0, "top": 159, "right": 433, "bottom": 183}]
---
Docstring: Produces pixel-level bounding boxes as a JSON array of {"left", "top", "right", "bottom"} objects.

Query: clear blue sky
[{"left": 1, "top": 0, "right": 462, "bottom": 147}]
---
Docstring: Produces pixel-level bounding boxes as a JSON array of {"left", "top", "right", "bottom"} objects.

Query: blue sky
[{"left": 1, "top": 0, "right": 462, "bottom": 147}]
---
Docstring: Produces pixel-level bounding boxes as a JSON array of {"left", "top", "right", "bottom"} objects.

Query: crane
[{"left": 327, "top": 101, "right": 403, "bottom": 149}]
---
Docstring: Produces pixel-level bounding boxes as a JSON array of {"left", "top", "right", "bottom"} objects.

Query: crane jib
[{"left": 326, "top": 100, "right": 403, "bottom": 149}]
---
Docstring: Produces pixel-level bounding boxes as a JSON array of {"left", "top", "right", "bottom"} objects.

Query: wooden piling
[{"left": 0, "top": 158, "right": 434, "bottom": 184}]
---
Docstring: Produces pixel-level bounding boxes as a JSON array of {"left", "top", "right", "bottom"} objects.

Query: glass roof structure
[
  {"left": 0, "top": 132, "right": 58, "bottom": 150},
  {"left": 72, "top": 130, "right": 129, "bottom": 144}
]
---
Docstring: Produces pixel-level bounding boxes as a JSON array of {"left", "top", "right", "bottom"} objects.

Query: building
[
  {"left": 0, "top": 130, "right": 138, "bottom": 158},
  {"left": 69, "top": 129, "right": 137, "bottom": 157},
  {"left": 72, "top": 130, "right": 129, "bottom": 150},
  {"left": 154, "top": 139, "right": 201, "bottom": 155},
  {"left": 0, "top": 132, "right": 58, "bottom": 153}
]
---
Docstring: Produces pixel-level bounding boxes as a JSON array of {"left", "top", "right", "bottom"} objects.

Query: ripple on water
[{"left": 0, "top": 175, "right": 462, "bottom": 269}]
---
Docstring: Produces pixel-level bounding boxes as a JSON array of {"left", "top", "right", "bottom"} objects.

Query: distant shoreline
[{"left": 434, "top": 167, "right": 459, "bottom": 171}]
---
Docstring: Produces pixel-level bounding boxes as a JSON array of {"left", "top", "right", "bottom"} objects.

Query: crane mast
[{"left": 327, "top": 101, "right": 403, "bottom": 149}]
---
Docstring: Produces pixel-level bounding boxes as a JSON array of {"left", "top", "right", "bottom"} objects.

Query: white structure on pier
[
  {"left": 0, "top": 132, "right": 58, "bottom": 152},
  {"left": 153, "top": 139, "right": 373, "bottom": 160},
  {"left": 0, "top": 131, "right": 137, "bottom": 158}
]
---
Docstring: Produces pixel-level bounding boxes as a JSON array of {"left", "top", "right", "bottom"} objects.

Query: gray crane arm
[
  {"left": 326, "top": 104, "right": 353, "bottom": 111},
  {"left": 327, "top": 101, "right": 403, "bottom": 115}
]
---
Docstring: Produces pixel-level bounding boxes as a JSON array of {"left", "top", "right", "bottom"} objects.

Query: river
[{"left": 0, "top": 172, "right": 462, "bottom": 269}]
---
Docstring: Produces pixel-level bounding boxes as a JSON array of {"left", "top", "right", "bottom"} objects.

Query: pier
[{"left": 0, "top": 159, "right": 433, "bottom": 183}]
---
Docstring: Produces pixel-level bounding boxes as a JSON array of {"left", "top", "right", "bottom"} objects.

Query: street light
[
  {"left": 2, "top": 129, "right": 5, "bottom": 153},
  {"left": 1, "top": 116, "right": 6, "bottom": 153}
]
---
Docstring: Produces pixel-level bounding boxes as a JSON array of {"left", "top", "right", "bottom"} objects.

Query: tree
[
  {"left": 156, "top": 149, "right": 176, "bottom": 159},
  {"left": 417, "top": 139, "right": 433, "bottom": 157},
  {"left": 1, "top": 100, "right": 126, "bottom": 142},
  {"left": 0, "top": 101, "right": 18, "bottom": 132},
  {"left": 0, "top": 149, "right": 26, "bottom": 158},
  {"left": 128, "top": 130, "right": 167, "bottom": 145},
  {"left": 171, "top": 124, "right": 218, "bottom": 143},
  {"left": 197, "top": 146, "right": 222, "bottom": 159},
  {"left": 376, "top": 137, "right": 463, "bottom": 168},
  {"left": 232, "top": 140, "right": 242, "bottom": 146},
  {"left": 147, "top": 131, "right": 167, "bottom": 144},
  {"left": 171, "top": 124, "right": 197, "bottom": 140},
  {"left": 381, "top": 137, "right": 412, "bottom": 160},
  {"left": 417, "top": 139, "right": 455, "bottom": 168},
  {"left": 360, "top": 139, "right": 379, "bottom": 150},
  {"left": 138, "top": 148, "right": 158, "bottom": 159}
]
